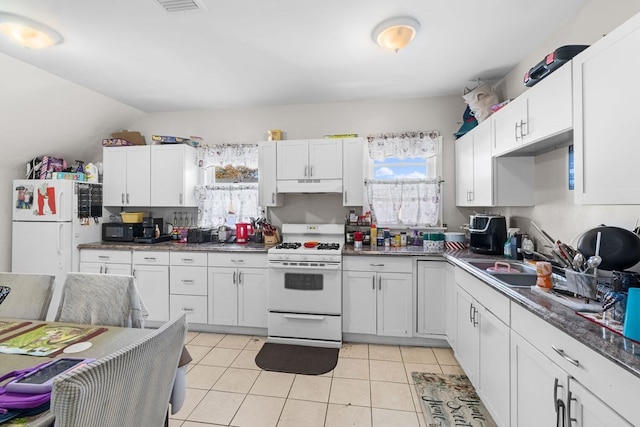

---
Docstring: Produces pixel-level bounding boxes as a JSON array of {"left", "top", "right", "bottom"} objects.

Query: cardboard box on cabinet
[{"left": 110, "top": 130, "right": 146, "bottom": 145}]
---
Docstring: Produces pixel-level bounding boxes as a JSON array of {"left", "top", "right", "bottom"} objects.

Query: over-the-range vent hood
[{"left": 276, "top": 179, "right": 342, "bottom": 194}]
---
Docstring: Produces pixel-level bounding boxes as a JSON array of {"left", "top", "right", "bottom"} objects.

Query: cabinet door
[
  {"left": 444, "top": 262, "right": 457, "bottom": 347},
  {"left": 151, "top": 145, "right": 196, "bottom": 207},
  {"left": 79, "top": 262, "right": 103, "bottom": 274},
  {"left": 470, "top": 119, "right": 494, "bottom": 206},
  {"left": 208, "top": 267, "right": 238, "bottom": 326},
  {"left": 102, "top": 147, "right": 127, "bottom": 206},
  {"left": 525, "top": 63, "right": 572, "bottom": 145},
  {"left": 276, "top": 140, "right": 308, "bottom": 180},
  {"left": 455, "top": 286, "right": 479, "bottom": 383},
  {"left": 133, "top": 264, "right": 169, "bottom": 322},
  {"left": 258, "top": 142, "right": 283, "bottom": 207},
  {"left": 455, "top": 133, "right": 474, "bottom": 206},
  {"left": 125, "top": 146, "right": 151, "bottom": 206},
  {"left": 568, "top": 378, "right": 633, "bottom": 427},
  {"left": 417, "top": 261, "right": 446, "bottom": 336},
  {"left": 342, "top": 138, "right": 364, "bottom": 207},
  {"left": 573, "top": 14, "right": 640, "bottom": 204},
  {"left": 308, "top": 139, "right": 342, "bottom": 180},
  {"left": 342, "top": 270, "right": 377, "bottom": 334},
  {"left": 493, "top": 97, "right": 525, "bottom": 156},
  {"left": 238, "top": 268, "right": 267, "bottom": 328},
  {"left": 377, "top": 272, "right": 412, "bottom": 337},
  {"left": 510, "top": 330, "right": 568, "bottom": 427},
  {"left": 478, "top": 304, "right": 510, "bottom": 427}
]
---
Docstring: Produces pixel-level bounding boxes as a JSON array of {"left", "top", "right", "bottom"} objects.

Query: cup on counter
[{"left": 623, "top": 288, "right": 640, "bottom": 341}]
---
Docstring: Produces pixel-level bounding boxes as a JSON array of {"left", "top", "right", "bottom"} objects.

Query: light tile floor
[{"left": 169, "top": 332, "right": 464, "bottom": 427}]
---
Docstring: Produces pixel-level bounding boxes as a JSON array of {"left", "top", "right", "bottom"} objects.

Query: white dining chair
[
  {"left": 49, "top": 313, "right": 187, "bottom": 427},
  {"left": 0, "top": 272, "right": 54, "bottom": 320}
]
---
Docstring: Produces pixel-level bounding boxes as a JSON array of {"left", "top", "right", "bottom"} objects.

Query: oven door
[{"left": 268, "top": 261, "right": 341, "bottom": 315}]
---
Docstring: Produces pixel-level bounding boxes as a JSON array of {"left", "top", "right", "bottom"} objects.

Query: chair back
[
  {"left": 0, "top": 273, "right": 54, "bottom": 320},
  {"left": 50, "top": 313, "right": 187, "bottom": 427},
  {"left": 54, "top": 272, "right": 147, "bottom": 328}
]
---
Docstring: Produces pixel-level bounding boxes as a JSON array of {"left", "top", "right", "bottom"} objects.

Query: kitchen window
[{"left": 365, "top": 132, "right": 443, "bottom": 227}]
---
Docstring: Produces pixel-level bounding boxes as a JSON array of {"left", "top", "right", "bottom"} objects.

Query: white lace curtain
[
  {"left": 197, "top": 144, "right": 258, "bottom": 172},
  {"left": 367, "top": 131, "right": 440, "bottom": 161},
  {"left": 196, "top": 184, "right": 259, "bottom": 228},
  {"left": 365, "top": 179, "right": 441, "bottom": 227}
]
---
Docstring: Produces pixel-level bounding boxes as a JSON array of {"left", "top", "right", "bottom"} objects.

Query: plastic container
[
  {"left": 120, "top": 212, "right": 146, "bottom": 223},
  {"left": 444, "top": 232, "right": 466, "bottom": 251},
  {"left": 423, "top": 232, "right": 445, "bottom": 254}
]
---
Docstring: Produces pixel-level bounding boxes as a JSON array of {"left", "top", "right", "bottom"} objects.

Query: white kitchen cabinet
[
  {"left": 342, "top": 137, "right": 365, "bottom": 207},
  {"left": 567, "top": 378, "right": 632, "bottom": 427},
  {"left": 573, "top": 12, "right": 640, "bottom": 204},
  {"left": 132, "top": 251, "right": 169, "bottom": 323},
  {"left": 258, "top": 141, "right": 283, "bottom": 207},
  {"left": 102, "top": 146, "right": 151, "bottom": 206},
  {"left": 493, "top": 63, "right": 572, "bottom": 157},
  {"left": 444, "top": 262, "right": 457, "bottom": 347},
  {"left": 150, "top": 144, "right": 198, "bottom": 207},
  {"left": 170, "top": 252, "right": 208, "bottom": 324},
  {"left": 455, "top": 119, "right": 534, "bottom": 207},
  {"left": 416, "top": 260, "right": 446, "bottom": 336},
  {"left": 79, "top": 249, "right": 132, "bottom": 275},
  {"left": 343, "top": 256, "right": 413, "bottom": 338},
  {"left": 208, "top": 253, "right": 267, "bottom": 328},
  {"left": 276, "top": 139, "right": 343, "bottom": 192},
  {"left": 454, "top": 268, "right": 510, "bottom": 427}
]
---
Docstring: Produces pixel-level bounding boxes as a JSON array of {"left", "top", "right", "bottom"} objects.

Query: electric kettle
[{"left": 235, "top": 223, "right": 253, "bottom": 244}]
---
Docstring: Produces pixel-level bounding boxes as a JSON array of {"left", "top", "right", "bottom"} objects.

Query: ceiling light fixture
[
  {"left": 372, "top": 17, "right": 420, "bottom": 53},
  {"left": 0, "top": 12, "right": 62, "bottom": 49}
]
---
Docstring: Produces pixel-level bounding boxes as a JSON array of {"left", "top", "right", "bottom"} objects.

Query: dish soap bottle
[{"left": 504, "top": 228, "right": 520, "bottom": 259}]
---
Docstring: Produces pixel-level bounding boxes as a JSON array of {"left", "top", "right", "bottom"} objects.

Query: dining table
[{"left": 0, "top": 318, "right": 155, "bottom": 426}]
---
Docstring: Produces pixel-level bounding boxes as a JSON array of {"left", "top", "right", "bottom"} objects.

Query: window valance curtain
[
  {"left": 365, "top": 179, "right": 441, "bottom": 227},
  {"left": 367, "top": 131, "right": 440, "bottom": 161},
  {"left": 197, "top": 144, "right": 259, "bottom": 170}
]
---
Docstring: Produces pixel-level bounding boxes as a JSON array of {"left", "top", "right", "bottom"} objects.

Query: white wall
[
  {"left": 128, "top": 96, "right": 466, "bottom": 228},
  {"left": 0, "top": 52, "right": 144, "bottom": 270}
]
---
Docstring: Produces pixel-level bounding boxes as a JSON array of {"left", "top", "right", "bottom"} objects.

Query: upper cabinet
[
  {"left": 276, "top": 139, "right": 343, "bottom": 193},
  {"left": 573, "top": 12, "right": 640, "bottom": 204},
  {"left": 493, "top": 63, "right": 573, "bottom": 157},
  {"left": 342, "top": 137, "right": 365, "bottom": 206},
  {"left": 150, "top": 144, "right": 198, "bottom": 207},
  {"left": 103, "top": 146, "right": 151, "bottom": 206},
  {"left": 455, "top": 119, "right": 534, "bottom": 207},
  {"left": 258, "top": 142, "right": 283, "bottom": 207}
]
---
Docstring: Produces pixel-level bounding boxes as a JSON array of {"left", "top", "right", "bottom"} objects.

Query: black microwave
[{"left": 102, "top": 223, "right": 143, "bottom": 242}]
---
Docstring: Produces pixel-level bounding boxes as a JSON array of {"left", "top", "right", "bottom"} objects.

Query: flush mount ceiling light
[
  {"left": 0, "top": 12, "right": 62, "bottom": 49},
  {"left": 372, "top": 17, "right": 420, "bottom": 53}
]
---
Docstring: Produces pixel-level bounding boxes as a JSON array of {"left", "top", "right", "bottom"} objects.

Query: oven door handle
[{"left": 283, "top": 314, "right": 326, "bottom": 321}]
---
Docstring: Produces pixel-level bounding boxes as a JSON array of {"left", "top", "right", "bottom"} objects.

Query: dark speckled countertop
[
  {"left": 445, "top": 250, "right": 640, "bottom": 379},
  {"left": 78, "top": 241, "right": 269, "bottom": 253}
]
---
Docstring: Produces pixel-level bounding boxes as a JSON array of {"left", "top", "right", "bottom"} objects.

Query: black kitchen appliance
[
  {"left": 134, "top": 217, "right": 167, "bottom": 243},
  {"left": 524, "top": 45, "right": 589, "bottom": 87},
  {"left": 469, "top": 214, "right": 507, "bottom": 255},
  {"left": 187, "top": 228, "right": 214, "bottom": 243},
  {"left": 102, "top": 222, "right": 143, "bottom": 242}
]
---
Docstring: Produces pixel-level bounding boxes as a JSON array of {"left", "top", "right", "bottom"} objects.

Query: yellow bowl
[{"left": 120, "top": 212, "right": 145, "bottom": 223}]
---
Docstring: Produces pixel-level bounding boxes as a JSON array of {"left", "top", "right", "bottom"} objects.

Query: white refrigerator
[{"left": 11, "top": 179, "right": 103, "bottom": 320}]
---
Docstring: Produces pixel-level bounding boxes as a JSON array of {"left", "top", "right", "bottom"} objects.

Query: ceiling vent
[{"left": 154, "top": 0, "right": 207, "bottom": 13}]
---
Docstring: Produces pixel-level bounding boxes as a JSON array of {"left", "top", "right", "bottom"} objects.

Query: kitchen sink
[{"left": 461, "top": 259, "right": 538, "bottom": 287}]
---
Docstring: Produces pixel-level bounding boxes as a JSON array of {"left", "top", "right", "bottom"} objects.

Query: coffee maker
[
  {"left": 469, "top": 214, "right": 507, "bottom": 255},
  {"left": 134, "top": 217, "right": 167, "bottom": 243}
]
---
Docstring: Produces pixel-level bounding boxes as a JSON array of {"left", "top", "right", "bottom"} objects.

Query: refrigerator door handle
[{"left": 57, "top": 223, "right": 64, "bottom": 269}]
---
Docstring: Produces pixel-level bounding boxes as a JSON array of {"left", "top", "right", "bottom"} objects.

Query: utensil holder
[{"left": 564, "top": 270, "right": 598, "bottom": 299}]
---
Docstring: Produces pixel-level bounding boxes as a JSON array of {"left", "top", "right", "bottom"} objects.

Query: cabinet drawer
[
  {"left": 455, "top": 267, "right": 509, "bottom": 324},
  {"left": 170, "top": 251, "right": 208, "bottom": 267},
  {"left": 132, "top": 251, "right": 169, "bottom": 265},
  {"left": 209, "top": 253, "right": 267, "bottom": 268},
  {"left": 511, "top": 302, "right": 640, "bottom": 426},
  {"left": 343, "top": 256, "right": 412, "bottom": 273},
  {"left": 170, "top": 266, "right": 207, "bottom": 295},
  {"left": 268, "top": 312, "right": 342, "bottom": 341},
  {"left": 80, "top": 250, "right": 131, "bottom": 264},
  {"left": 170, "top": 295, "right": 207, "bottom": 324}
]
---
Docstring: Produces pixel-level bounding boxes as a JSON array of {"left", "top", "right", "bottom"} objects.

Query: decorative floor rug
[
  {"left": 412, "top": 372, "right": 497, "bottom": 427},
  {"left": 255, "top": 342, "right": 339, "bottom": 375}
]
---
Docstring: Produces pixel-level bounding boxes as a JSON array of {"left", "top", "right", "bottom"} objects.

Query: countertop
[
  {"left": 78, "top": 241, "right": 269, "bottom": 253},
  {"left": 444, "top": 251, "right": 640, "bottom": 379}
]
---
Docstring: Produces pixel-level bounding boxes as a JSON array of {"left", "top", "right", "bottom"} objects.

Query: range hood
[{"left": 276, "top": 178, "right": 342, "bottom": 193}]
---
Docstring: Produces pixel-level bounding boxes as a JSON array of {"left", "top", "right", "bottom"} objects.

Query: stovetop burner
[
  {"left": 274, "top": 242, "right": 302, "bottom": 250},
  {"left": 317, "top": 243, "right": 340, "bottom": 250}
]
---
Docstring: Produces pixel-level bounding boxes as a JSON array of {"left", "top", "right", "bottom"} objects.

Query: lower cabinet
[
  {"left": 567, "top": 378, "right": 632, "bottom": 427},
  {"left": 170, "top": 252, "right": 208, "bottom": 324},
  {"left": 208, "top": 253, "right": 267, "bottom": 328},
  {"left": 416, "top": 260, "right": 446, "bottom": 336},
  {"left": 454, "top": 268, "right": 510, "bottom": 427},
  {"left": 444, "top": 262, "right": 457, "bottom": 347},
  {"left": 132, "top": 251, "right": 169, "bottom": 323},
  {"left": 343, "top": 256, "right": 413, "bottom": 338},
  {"left": 79, "top": 249, "right": 132, "bottom": 275}
]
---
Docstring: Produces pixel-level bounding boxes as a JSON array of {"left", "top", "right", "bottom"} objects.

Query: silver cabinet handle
[
  {"left": 370, "top": 263, "right": 385, "bottom": 267},
  {"left": 143, "top": 257, "right": 157, "bottom": 262},
  {"left": 567, "top": 390, "right": 577, "bottom": 425},
  {"left": 99, "top": 265, "right": 104, "bottom": 274},
  {"left": 231, "top": 259, "right": 244, "bottom": 264},
  {"left": 98, "top": 255, "right": 110, "bottom": 260},
  {"left": 272, "top": 192, "right": 276, "bottom": 204},
  {"left": 378, "top": 275, "right": 381, "bottom": 291},
  {"left": 233, "top": 271, "right": 237, "bottom": 285},
  {"left": 121, "top": 193, "right": 125, "bottom": 204},
  {"left": 552, "top": 346, "right": 580, "bottom": 367},
  {"left": 520, "top": 119, "right": 528, "bottom": 137},
  {"left": 179, "top": 193, "right": 183, "bottom": 204},
  {"left": 238, "top": 271, "right": 242, "bottom": 284},
  {"left": 515, "top": 122, "right": 521, "bottom": 140},
  {"left": 181, "top": 258, "right": 195, "bottom": 263},
  {"left": 372, "top": 275, "right": 375, "bottom": 290},
  {"left": 309, "top": 165, "right": 313, "bottom": 177},
  {"left": 304, "top": 165, "right": 308, "bottom": 178},
  {"left": 182, "top": 307, "right": 195, "bottom": 313},
  {"left": 126, "top": 193, "right": 130, "bottom": 204},
  {"left": 469, "top": 303, "right": 474, "bottom": 324},
  {"left": 553, "top": 378, "right": 565, "bottom": 427},
  {"left": 181, "top": 279, "right": 195, "bottom": 285},
  {"left": 344, "top": 191, "right": 347, "bottom": 203}
]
